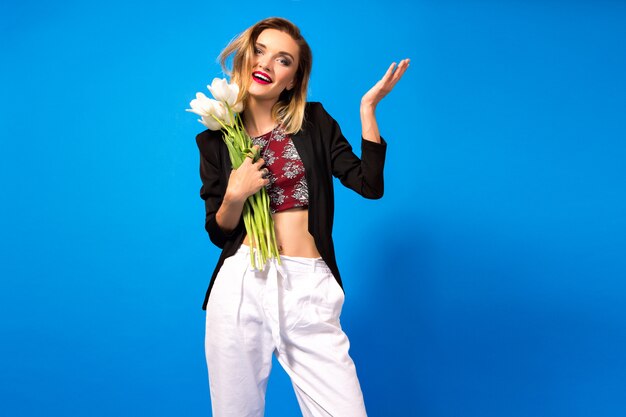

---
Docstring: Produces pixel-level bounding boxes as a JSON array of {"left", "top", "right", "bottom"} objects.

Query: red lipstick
[{"left": 252, "top": 71, "right": 272, "bottom": 85}]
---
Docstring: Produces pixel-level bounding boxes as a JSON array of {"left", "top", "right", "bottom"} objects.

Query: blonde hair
[{"left": 218, "top": 17, "right": 313, "bottom": 135}]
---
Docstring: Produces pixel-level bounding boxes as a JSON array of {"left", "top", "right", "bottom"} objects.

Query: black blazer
[{"left": 195, "top": 101, "right": 388, "bottom": 310}]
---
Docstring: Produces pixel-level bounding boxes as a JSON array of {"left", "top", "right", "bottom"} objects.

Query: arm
[
  {"left": 320, "top": 103, "right": 388, "bottom": 199},
  {"left": 216, "top": 153, "right": 268, "bottom": 232},
  {"left": 196, "top": 134, "right": 268, "bottom": 248},
  {"left": 324, "top": 59, "right": 410, "bottom": 198},
  {"left": 360, "top": 58, "right": 410, "bottom": 143},
  {"left": 198, "top": 163, "right": 237, "bottom": 249}
]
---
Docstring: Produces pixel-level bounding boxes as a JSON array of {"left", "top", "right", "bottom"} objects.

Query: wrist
[
  {"left": 224, "top": 190, "right": 246, "bottom": 205},
  {"left": 360, "top": 101, "right": 377, "bottom": 114}
]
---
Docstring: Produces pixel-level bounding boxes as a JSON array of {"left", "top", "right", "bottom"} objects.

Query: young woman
[{"left": 195, "top": 17, "right": 409, "bottom": 417}]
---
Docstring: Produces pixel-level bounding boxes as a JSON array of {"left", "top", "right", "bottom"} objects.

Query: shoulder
[
  {"left": 304, "top": 101, "right": 328, "bottom": 116},
  {"left": 195, "top": 128, "right": 224, "bottom": 160},
  {"left": 303, "top": 101, "right": 334, "bottom": 128}
]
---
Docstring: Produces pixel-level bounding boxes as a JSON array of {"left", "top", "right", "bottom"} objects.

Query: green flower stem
[
  {"left": 212, "top": 104, "right": 280, "bottom": 270},
  {"left": 242, "top": 206, "right": 255, "bottom": 268},
  {"left": 252, "top": 194, "right": 268, "bottom": 262},
  {"left": 249, "top": 200, "right": 264, "bottom": 266}
]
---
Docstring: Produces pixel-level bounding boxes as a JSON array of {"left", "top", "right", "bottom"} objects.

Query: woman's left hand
[{"left": 361, "top": 58, "right": 410, "bottom": 110}]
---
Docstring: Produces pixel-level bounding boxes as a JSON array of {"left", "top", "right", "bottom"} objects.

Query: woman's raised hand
[
  {"left": 361, "top": 58, "right": 410, "bottom": 109},
  {"left": 224, "top": 145, "right": 270, "bottom": 203}
]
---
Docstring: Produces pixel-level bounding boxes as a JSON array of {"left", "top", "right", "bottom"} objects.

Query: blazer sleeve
[
  {"left": 196, "top": 131, "right": 244, "bottom": 249},
  {"left": 317, "top": 102, "right": 388, "bottom": 199}
]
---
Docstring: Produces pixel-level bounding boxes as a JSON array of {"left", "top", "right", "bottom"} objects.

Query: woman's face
[{"left": 247, "top": 28, "right": 300, "bottom": 103}]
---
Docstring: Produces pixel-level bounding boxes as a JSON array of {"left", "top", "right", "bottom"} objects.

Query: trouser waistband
[{"left": 235, "top": 243, "right": 330, "bottom": 274}]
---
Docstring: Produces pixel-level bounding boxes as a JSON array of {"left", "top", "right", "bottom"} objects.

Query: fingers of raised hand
[
  {"left": 394, "top": 58, "right": 410, "bottom": 81},
  {"left": 382, "top": 59, "right": 410, "bottom": 89},
  {"left": 383, "top": 62, "right": 397, "bottom": 81}
]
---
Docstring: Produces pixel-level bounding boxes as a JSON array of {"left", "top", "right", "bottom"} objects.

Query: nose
[{"left": 257, "top": 58, "right": 271, "bottom": 72}]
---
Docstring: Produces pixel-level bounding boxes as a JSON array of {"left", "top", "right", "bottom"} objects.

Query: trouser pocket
[{"left": 291, "top": 267, "right": 344, "bottom": 329}]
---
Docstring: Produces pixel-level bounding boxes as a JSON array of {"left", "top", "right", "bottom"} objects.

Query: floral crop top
[{"left": 251, "top": 125, "right": 309, "bottom": 213}]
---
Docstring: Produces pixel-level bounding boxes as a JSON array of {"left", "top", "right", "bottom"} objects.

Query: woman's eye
[
  {"left": 254, "top": 48, "right": 262, "bottom": 54},
  {"left": 279, "top": 58, "right": 291, "bottom": 66}
]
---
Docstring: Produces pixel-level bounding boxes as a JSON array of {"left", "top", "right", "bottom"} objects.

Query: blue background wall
[{"left": 1, "top": 0, "right": 625, "bottom": 416}]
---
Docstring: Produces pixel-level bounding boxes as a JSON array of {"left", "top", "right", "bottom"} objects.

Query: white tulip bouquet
[{"left": 187, "top": 78, "right": 280, "bottom": 269}]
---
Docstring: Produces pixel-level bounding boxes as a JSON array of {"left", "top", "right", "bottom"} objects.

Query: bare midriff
[{"left": 242, "top": 207, "right": 321, "bottom": 258}]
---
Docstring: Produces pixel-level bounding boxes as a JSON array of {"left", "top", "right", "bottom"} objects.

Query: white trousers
[{"left": 205, "top": 244, "right": 368, "bottom": 417}]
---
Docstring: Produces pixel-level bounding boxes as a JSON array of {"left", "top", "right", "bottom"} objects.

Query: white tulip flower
[
  {"left": 208, "top": 78, "right": 242, "bottom": 112},
  {"left": 214, "top": 101, "right": 236, "bottom": 127},
  {"left": 231, "top": 100, "right": 243, "bottom": 113},
  {"left": 199, "top": 114, "right": 222, "bottom": 131},
  {"left": 187, "top": 93, "right": 233, "bottom": 130},
  {"left": 186, "top": 92, "right": 216, "bottom": 117}
]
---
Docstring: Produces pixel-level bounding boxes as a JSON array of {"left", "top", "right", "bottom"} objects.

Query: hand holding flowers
[
  {"left": 224, "top": 148, "right": 269, "bottom": 204},
  {"left": 187, "top": 78, "right": 280, "bottom": 269}
]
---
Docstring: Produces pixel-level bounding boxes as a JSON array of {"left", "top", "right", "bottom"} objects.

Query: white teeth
[{"left": 254, "top": 73, "right": 271, "bottom": 82}]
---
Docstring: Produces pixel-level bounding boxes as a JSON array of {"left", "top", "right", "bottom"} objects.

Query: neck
[{"left": 243, "top": 96, "right": 278, "bottom": 137}]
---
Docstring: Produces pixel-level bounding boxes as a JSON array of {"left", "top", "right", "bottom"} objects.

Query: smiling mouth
[{"left": 252, "top": 71, "right": 272, "bottom": 84}]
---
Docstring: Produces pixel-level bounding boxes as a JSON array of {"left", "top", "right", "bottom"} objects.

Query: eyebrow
[{"left": 256, "top": 42, "right": 295, "bottom": 61}]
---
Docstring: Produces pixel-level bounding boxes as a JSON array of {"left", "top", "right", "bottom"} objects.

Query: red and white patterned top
[{"left": 251, "top": 125, "right": 309, "bottom": 213}]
